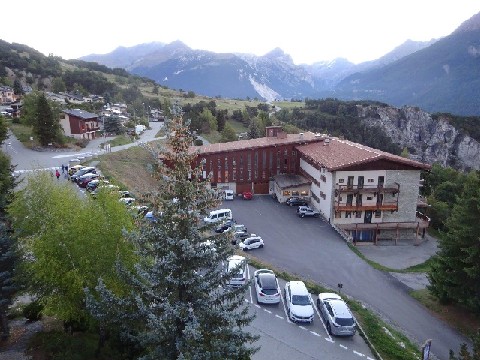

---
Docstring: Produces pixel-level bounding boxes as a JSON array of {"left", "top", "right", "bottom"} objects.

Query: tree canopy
[
  {"left": 9, "top": 173, "right": 136, "bottom": 326},
  {"left": 88, "top": 115, "right": 258, "bottom": 359},
  {"left": 428, "top": 171, "right": 480, "bottom": 314}
]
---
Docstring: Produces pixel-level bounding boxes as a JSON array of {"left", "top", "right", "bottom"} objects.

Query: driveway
[{"left": 225, "top": 196, "right": 467, "bottom": 360}]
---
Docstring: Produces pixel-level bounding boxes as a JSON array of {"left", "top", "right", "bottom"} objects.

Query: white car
[
  {"left": 225, "top": 255, "right": 247, "bottom": 287},
  {"left": 317, "top": 293, "right": 356, "bottom": 336},
  {"left": 224, "top": 189, "right": 234, "bottom": 200},
  {"left": 284, "top": 281, "right": 314, "bottom": 323},
  {"left": 254, "top": 269, "right": 281, "bottom": 304},
  {"left": 119, "top": 197, "right": 135, "bottom": 205},
  {"left": 239, "top": 234, "right": 264, "bottom": 251}
]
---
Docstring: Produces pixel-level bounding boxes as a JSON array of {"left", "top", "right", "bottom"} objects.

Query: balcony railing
[
  {"left": 336, "top": 182, "right": 400, "bottom": 194},
  {"left": 334, "top": 200, "right": 398, "bottom": 212}
]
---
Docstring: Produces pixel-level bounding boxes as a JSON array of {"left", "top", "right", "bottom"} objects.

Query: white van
[
  {"left": 203, "top": 208, "right": 232, "bottom": 224},
  {"left": 224, "top": 190, "right": 234, "bottom": 201},
  {"left": 226, "top": 255, "right": 247, "bottom": 287}
]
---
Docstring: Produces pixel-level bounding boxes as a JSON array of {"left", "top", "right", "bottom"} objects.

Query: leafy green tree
[
  {"left": 400, "top": 147, "right": 409, "bottom": 158},
  {"left": 200, "top": 107, "right": 217, "bottom": 134},
  {"left": 220, "top": 123, "right": 238, "bottom": 142},
  {"left": 449, "top": 328, "right": 480, "bottom": 360},
  {"left": 32, "top": 93, "right": 62, "bottom": 146},
  {"left": 20, "top": 91, "right": 41, "bottom": 126},
  {"left": 0, "top": 115, "right": 7, "bottom": 145},
  {"left": 428, "top": 171, "right": 480, "bottom": 312},
  {"left": 0, "top": 223, "right": 17, "bottom": 340},
  {"left": 9, "top": 173, "right": 136, "bottom": 328},
  {"left": 52, "top": 77, "right": 66, "bottom": 93},
  {"left": 88, "top": 116, "right": 258, "bottom": 359}
]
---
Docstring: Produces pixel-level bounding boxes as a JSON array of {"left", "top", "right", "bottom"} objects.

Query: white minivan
[
  {"left": 224, "top": 190, "right": 234, "bottom": 201},
  {"left": 203, "top": 208, "right": 232, "bottom": 224}
]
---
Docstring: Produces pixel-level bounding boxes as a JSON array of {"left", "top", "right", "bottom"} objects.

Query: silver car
[{"left": 317, "top": 293, "right": 356, "bottom": 336}]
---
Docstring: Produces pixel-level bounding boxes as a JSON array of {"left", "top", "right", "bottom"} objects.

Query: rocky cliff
[{"left": 357, "top": 105, "right": 480, "bottom": 171}]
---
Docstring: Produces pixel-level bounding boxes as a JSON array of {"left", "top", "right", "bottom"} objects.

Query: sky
[{"left": 3, "top": 1, "right": 480, "bottom": 65}]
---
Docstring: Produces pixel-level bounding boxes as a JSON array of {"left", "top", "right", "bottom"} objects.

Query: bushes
[{"left": 23, "top": 300, "right": 43, "bottom": 321}]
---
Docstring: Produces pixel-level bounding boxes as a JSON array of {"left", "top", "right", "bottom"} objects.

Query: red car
[{"left": 242, "top": 191, "right": 253, "bottom": 200}]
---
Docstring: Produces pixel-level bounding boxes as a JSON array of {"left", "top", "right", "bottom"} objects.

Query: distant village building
[
  {"left": 0, "top": 86, "right": 15, "bottom": 104},
  {"left": 60, "top": 109, "right": 100, "bottom": 139}
]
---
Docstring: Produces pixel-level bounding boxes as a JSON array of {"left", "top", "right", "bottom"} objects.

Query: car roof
[
  {"left": 257, "top": 272, "right": 277, "bottom": 289},
  {"left": 289, "top": 281, "right": 308, "bottom": 295},
  {"left": 318, "top": 293, "right": 342, "bottom": 301},
  {"left": 328, "top": 299, "right": 353, "bottom": 318}
]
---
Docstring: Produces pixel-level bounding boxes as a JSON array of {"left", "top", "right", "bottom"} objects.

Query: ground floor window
[
  {"left": 283, "top": 190, "right": 291, "bottom": 196},
  {"left": 375, "top": 210, "right": 382, "bottom": 218}
]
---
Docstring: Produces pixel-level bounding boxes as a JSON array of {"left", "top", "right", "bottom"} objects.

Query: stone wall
[{"left": 383, "top": 170, "right": 420, "bottom": 223}]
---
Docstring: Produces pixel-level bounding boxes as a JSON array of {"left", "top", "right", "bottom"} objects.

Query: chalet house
[
  {"left": 190, "top": 126, "right": 431, "bottom": 244},
  {"left": 60, "top": 109, "right": 100, "bottom": 140},
  {"left": 0, "top": 86, "right": 15, "bottom": 104}
]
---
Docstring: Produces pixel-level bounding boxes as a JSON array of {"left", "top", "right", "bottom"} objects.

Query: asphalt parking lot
[
  {"left": 224, "top": 195, "right": 466, "bottom": 360},
  {"left": 244, "top": 264, "right": 375, "bottom": 360}
]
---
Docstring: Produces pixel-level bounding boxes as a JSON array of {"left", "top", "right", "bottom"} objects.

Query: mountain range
[{"left": 80, "top": 11, "right": 480, "bottom": 116}]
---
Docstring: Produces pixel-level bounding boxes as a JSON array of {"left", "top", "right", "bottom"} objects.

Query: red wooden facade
[{"left": 192, "top": 127, "right": 324, "bottom": 194}]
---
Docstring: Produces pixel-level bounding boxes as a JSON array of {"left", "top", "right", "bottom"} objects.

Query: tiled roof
[
  {"left": 191, "top": 132, "right": 323, "bottom": 155},
  {"left": 63, "top": 109, "right": 98, "bottom": 119},
  {"left": 296, "top": 138, "right": 430, "bottom": 171}
]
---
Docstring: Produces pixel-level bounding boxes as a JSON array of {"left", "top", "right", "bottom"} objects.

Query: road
[
  {"left": 1, "top": 122, "right": 164, "bottom": 176},
  {"left": 226, "top": 196, "right": 468, "bottom": 360}
]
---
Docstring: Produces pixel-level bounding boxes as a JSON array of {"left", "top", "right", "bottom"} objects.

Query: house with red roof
[
  {"left": 60, "top": 109, "right": 100, "bottom": 140},
  {"left": 190, "top": 126, "right": 431, "bottom": 244}
]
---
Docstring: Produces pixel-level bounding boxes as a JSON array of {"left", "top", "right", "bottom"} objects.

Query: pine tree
[
  {"left": 0, "top": 223, "right": 16, "bottom": 340},
  {"left": 88, "top": 113, "right": 258, "bottom": 359},
  {"left": 428, "top": 172, "right": 480, "bottom": 313},
  {"left": 33, "top": 93, "right": 61, "bottom": 146}
]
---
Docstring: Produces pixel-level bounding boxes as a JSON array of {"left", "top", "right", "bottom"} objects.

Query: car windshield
[
  {"left": 335, "top": 317, "right": 355, "bottom": 326},
  {"left": 292, "top": 295, "right": 310, "bottom": 305}
]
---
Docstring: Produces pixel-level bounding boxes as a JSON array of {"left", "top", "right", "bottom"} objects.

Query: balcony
[
  {"left": 336, "top": 182, "right": 400, "bottom": 194},
  {"left": 334, "top": 199, "right": 398, "bottom": 212}
]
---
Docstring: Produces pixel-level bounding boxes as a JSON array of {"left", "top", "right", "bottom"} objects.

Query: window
[
  {"left": 338, "top": 179, "right": 344, "bottom": 183},
  {"left": 368, "top": 179, "right": 374, "bottom": 183},
  {"left": 282, "top": 190, "right": 291, "bottom": 196},
  {"left": 300, "top": 190, "right": 308, "bottom": 196},
  {"left": 292, "top": 191, "right": 299, "bottom": 196},
  {"left": 367, "top": 196, "right": 373, "bottom": 200},
  {"left": 346, "top": 211, "right": 352, "bottom": 218},
  {"left": 375, "top": 210, "right": 382, "bottom": 218},
  {"left": 356, "top": 211, "right": 362, "bottom": 218}
]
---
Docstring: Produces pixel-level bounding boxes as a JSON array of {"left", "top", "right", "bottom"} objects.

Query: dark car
[
  {"left": 286, "top": 197, "right": 308, "bottom": 206},
  {"left": 71, "top": 167, "right": 96, "bottom": 183},
  {"left": 215, "top": 219, "right": 236, "bottom": 233}
]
